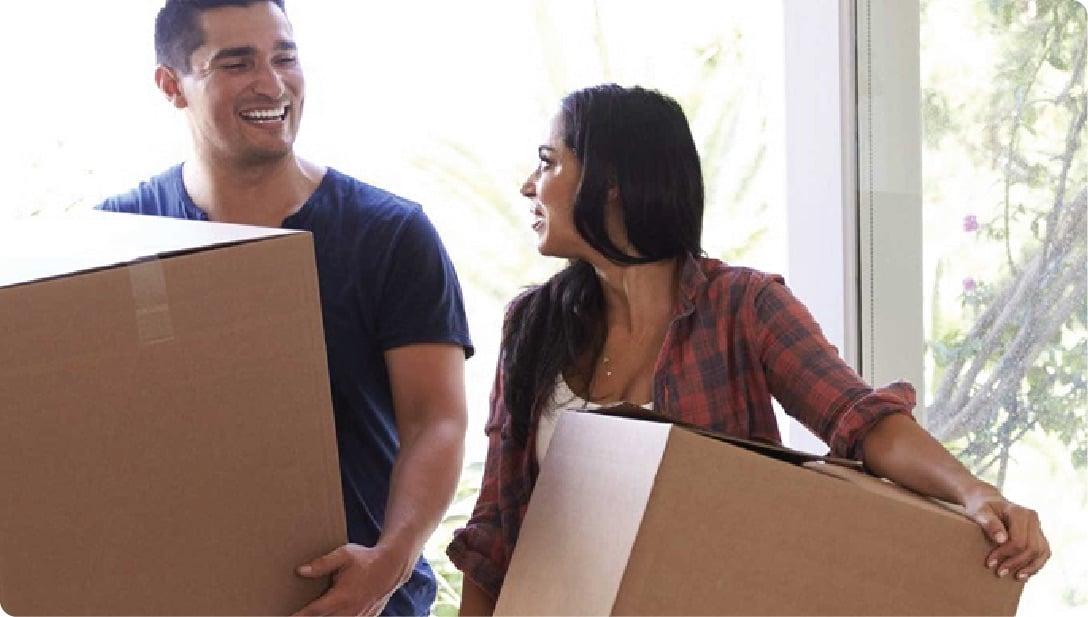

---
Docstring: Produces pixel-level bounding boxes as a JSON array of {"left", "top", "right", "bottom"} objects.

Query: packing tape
[{"left": 128, "top": 258, "right": 175, "bottom": 344}]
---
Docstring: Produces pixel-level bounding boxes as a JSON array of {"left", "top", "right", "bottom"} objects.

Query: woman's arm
[
  {"left": 752, "top": 277, "right": 1050, "bottom": 580},
  {"left": 459, "top": 577, "right": 497, "bottom": 616},
  {"left": 862, "top": 413, "right": 1051, "bottom": 580}
]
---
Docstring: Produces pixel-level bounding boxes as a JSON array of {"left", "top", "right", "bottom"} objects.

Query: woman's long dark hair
[{"left": 502, "top": 84, "right": 706, "bottom": 445}]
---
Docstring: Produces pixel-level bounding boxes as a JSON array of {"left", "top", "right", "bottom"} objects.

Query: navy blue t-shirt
[{"left": 98, "top": 164, "right": 474, "bottom": 616}]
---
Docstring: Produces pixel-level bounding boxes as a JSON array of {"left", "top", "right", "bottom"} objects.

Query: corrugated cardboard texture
[
  {"left": 495, "top": 413, "right": 671, "bottom": 616},
  {"left": 500, "top": 412, "right": 1023, "bottom": 616},
  {"left": 0, "top": 219, "right": 346, "bottom": 616}
]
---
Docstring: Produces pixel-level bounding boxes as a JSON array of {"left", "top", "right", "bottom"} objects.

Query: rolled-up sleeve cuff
[
  {"left": 829, "top": 381, "right": 918, "bottom": 460},
  {"left": 447, "top": 527, "right": 506, "bottom": 600}
]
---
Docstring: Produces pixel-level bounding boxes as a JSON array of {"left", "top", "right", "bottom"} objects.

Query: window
[{"left": 860, "top": 0, "right": 1087, "bottom": 613}]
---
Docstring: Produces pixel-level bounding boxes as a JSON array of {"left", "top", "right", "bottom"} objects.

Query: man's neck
[{"left": 182, "top": 154, "right": 326, "bottom": 227}]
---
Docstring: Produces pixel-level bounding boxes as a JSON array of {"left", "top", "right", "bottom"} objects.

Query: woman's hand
[
  {"left": 962, "top": 483, "right": 1051, "bottom": 581},
  {"left": 862, "top": 414, "right": 1052, "bottom": 582}
]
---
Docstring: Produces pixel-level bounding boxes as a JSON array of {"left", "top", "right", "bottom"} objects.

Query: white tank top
[{"left": 535, "top": 378, "right": 654, "bottom": 464}]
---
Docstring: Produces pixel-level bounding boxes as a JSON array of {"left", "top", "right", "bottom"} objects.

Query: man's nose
[{"left": 252, "top": 62, "right": 287, "bottom": 99}]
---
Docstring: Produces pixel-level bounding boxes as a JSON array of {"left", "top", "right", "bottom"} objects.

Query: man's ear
[{"left": 154, "top": 65, "right": 188, "bottom": 109}]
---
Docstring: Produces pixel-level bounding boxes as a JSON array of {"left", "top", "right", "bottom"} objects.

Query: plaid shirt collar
[{"left": 675, "top": 252, "right": 710, "bottom": 318}]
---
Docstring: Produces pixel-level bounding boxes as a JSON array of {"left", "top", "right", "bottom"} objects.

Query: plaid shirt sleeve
[
  {"left": 445, "top": 363, "right": 513, "bottom": 600},
  {"left": 752, "top": 274, "right": 917, "bottom": 459}
]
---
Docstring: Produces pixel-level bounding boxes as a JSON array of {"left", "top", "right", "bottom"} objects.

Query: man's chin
[{"left": 236, "top": 144, "right": 295, "bottom": 166}]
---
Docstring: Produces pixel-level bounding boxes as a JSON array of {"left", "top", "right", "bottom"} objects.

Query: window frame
[{"left": 782, "top": 0, "right": 924, "bottom": 438}]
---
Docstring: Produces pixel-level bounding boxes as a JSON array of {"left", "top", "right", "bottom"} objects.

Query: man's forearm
[{"left": 376, "top": 416, "right": 466, "bottom": 578}]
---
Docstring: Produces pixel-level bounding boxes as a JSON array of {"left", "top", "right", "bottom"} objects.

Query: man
[{"left": 97, "top": 1, "right": 473, "bottom": 615}]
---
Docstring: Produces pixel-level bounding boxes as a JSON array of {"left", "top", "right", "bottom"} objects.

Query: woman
[{"left": 447, "top": 84, "right": 1049, "bottom": 615}]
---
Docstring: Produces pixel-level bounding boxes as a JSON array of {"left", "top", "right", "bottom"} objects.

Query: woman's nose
[{"left": 520, "top": 173, "right": 537, "bottom": 197}]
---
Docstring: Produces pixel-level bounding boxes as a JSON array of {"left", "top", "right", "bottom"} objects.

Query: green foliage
[
  {"left": 925, "top": 0, "right": 1087, "bottom": 481},
  {"left": 423, "top": 461, "right": 484, "bottom": 616}
]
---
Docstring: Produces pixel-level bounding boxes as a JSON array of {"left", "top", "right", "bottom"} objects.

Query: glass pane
[{"left": 921, "top": 0, "right": 1086, "bottom": 612}]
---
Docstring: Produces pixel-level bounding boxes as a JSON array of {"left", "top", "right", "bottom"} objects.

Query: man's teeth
[{"left": 240, "top": 107, "right": 287, "bottom": 121}]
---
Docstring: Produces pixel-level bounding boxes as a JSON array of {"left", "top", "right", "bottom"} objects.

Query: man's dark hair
[{"left": 155, "top": 0, "right": 287, "bottom": 73}]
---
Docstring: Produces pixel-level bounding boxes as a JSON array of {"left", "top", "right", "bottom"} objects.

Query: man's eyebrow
[
  {"left": 208, "top": 41, "right": 296, "bottom": 63},
  {"left": 209, "top": 46, "right": 257, "bottom": 63},
  {"left": 538, "top": 146, "right": 556, "bottom": 155}
]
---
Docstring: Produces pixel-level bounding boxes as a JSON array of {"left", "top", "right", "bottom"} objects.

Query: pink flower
[
  {"left": 963, "top": 277, "right": 977, "bottom": 292},
  {"left": 963, "top": 215, "right": 979, "bottom": 232}
]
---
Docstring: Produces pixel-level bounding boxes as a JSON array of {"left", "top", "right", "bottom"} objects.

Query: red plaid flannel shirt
[{"left": 447, "top": 256, "right": 916, "bottom": 599}]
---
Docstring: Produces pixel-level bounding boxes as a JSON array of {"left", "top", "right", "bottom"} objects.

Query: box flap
[
  {"left": 592, "top": 406, "right": 862, "bottom": 470},
  {"left": 802, "top": 460, "right": 967, "bottom": 520},
  {"left": 495, "top": 412, "right": 672, "bottom": 616},
  {"left": 0, "top": 211, "right": 298, "bottom": 289}
]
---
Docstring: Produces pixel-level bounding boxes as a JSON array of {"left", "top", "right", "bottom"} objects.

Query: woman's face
[{"left": 520, "top": 114, "right": 591, "bottom": 259}]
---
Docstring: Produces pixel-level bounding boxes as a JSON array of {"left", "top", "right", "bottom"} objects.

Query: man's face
[{"left": 172, "top": 2, "right": 304, "bottom": 165}]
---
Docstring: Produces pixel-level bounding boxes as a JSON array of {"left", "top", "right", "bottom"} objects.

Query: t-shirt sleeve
[
  {"left": 95, "top": 192, "right": 131, "bottom": 212},
  {"left": 374, "top": 207, "right": 474, "bottom": 358}
]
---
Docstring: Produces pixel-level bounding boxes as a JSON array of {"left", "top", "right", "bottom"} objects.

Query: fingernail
[
  {"left": 298, "top": 565, "right": 312, "bottom": 575},
  {"left": 1017, "top": 572, "right": 1029, "bottom": 580},
  {"left": 998, "top": 568, "right": 1008, "bottom": 577},
  {"left": 987, "top": 559, "right": 998, "bottom": 569},
  {"left": 995, "top": 532, "right": 1008, "bottom": 543}
]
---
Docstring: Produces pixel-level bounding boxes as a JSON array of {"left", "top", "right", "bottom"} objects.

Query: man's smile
[{"left": 239, "top": 104, "right": 289, "bottom": 123}]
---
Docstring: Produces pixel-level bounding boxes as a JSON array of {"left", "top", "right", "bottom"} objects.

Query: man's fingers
[
  {"left": 298, "top": 546, "right": 350, "bottom": 578},
  {"left": 292, "top": 594, "right": 337, "bottom": 617}
]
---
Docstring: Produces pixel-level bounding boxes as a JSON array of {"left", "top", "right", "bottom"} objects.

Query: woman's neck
[{"left": 593, "top": 257, "right": 681, "bottom": 334}]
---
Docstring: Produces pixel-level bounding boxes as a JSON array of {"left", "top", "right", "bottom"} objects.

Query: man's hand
[
  {"left": 293, "top": 543, "right": 412, "bottom": 616},
  {"left": 963, "top": 485, "right": 1052, "bottom": 581}
]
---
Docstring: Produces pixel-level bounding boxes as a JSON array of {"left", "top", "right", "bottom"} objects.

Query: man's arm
[
  {"left": 295, "top": 343, "right": 468, "bottom": 616},
  {"left": 862, "top": 413, "right": 1051, "bottom": 581}
]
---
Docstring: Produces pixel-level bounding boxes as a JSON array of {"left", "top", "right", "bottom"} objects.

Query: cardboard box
[
  {"left": 0, "top": 212, "right": 346, "bottom": 615},
  {"left": 496, "top": 410, "right": 1024, "bottom": 616}
]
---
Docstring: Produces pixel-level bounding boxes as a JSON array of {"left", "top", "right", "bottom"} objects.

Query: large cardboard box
[
  {"left": 496, "top": 410, "right": 1024, "bottom": 616},
  {"left": 0, "top": 212, "right": 346, "bottom": 615}
]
